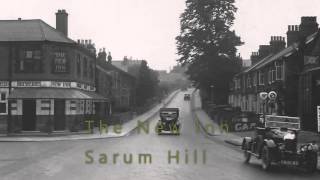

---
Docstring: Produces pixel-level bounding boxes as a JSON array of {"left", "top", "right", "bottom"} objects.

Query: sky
[{"left": 1, "top": 0, "right": 320, "bottom": 70}]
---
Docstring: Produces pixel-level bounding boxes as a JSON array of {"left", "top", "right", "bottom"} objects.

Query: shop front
[{"left": 7, "top": 87, "right": 107, "bottom": 133}]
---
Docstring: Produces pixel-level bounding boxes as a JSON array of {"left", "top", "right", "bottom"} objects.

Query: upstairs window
[
  {"left": 275, "top": 61, "right": 284, "bottom": 80},
  {"left": 17, "top": 50, "right": 42, "bottom": 73},
  {"left": 83, "top": 58, "right": 88, "bottom": 77},
  {"left": 259, "top": 71, "right": 264, "bottom": 85},
  {"left": 253, "top": 72, "right": 257, "bottom": 86},
  {"left": 247, "top": 76, "right": 252, "bottom": 88},
  {"left": 53, "top": 51, "right": 68, "bottom": 73},
  {"left": 77, "top": 54, "right": 81, "bottom": 76}
]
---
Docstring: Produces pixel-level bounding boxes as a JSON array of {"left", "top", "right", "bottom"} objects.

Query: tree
[
  {"left": 135, "top": 61, "right": 160, "bottom": 106},
  {"left": 176, "top": 0, "right": 243, "bottom": 104}
]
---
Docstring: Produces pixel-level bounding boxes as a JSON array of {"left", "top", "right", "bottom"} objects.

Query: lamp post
[{"left": 210, "top": 85, "right": 214, "bottom": 103}]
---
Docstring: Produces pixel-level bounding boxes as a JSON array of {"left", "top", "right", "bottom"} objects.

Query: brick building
[
  {"left": 0, "top": 10, "right": 107, "bottom": 133},
  {"left": 229, "top": 17, "right": 320, "bottom": 131}
]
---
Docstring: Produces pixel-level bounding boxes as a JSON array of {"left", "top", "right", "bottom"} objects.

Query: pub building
[
  {"left": 228, "top": 16, "right": 320, "bottom": 132},
  {"left": 0, "top": 10, "right": 107, "bottom": 133}
]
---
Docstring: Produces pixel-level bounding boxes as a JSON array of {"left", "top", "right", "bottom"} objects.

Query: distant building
[{"left": 96, "top": 51, "right": 136, "bottom": 112}]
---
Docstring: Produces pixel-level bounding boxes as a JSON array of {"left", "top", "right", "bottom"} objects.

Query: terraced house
[
  {"left": 229, "top": 16, "right": 320, "bottom": 132},
  {"left": 0, "top": 10, "right": 108, "bottom": 134}
]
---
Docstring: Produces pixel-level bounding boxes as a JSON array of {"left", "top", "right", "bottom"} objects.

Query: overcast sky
[{"left": 1, "top": 0, "right": 320, "bottom": 70}]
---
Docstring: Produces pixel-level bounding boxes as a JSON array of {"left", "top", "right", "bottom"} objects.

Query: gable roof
[
  {"left": 244, "top": 31, "right": 320, "bottom": 74},
  {"left": 0, "top": 19, "right": 75, "bottom": 43}
]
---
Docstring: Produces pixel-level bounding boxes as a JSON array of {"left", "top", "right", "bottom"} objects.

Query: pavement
[
  {"left": 1, "top": 88, "right": 320, "bottom": 180},
  {"left": 191, "top": 89, "right": 245, "bottom": 146},
  {"left": 0, "top": 90, "right": 179, "bottom": 142}
]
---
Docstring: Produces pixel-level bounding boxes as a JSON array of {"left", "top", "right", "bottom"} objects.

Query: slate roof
[{"left": 0, "top": 19, "right": 75, "bottom": 43}]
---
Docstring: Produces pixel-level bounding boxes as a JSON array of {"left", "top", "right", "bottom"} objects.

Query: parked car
[
  {"left": 241, "top": 118, "right": 318, "bottom": 172},
  {"left": 184, "top": 94, "right": 191, "bottom": 101},
  {"left": 156, "top": 108, "right": 180, "bottom": 135}
]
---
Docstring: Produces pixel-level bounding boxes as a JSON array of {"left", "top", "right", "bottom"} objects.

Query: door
[
  {"left": 54, "top": 100, "right": 66, "bottom": 131},
  {"left": 22, "top": 100, "right": 36, "bottom": 131}
]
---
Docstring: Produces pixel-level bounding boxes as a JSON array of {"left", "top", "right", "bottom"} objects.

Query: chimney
[
  {"left": 299, "top": 16, "right": 318, "bottom": 38},
  {"left": 97, "top": 48, "right": 107, "bottom": 62},
  {"left": 287, "top": 25, "right": 300, "bottom": 46},
  {"left": 55, "top": 9, "right": 68, "bottom": 37},
  {"left": 107, "top": 52, "right": 112, "bottom": 63},
  {"left": 250, "top": 52, "right": 260, "bottom": 65},
  {"left": 258, "top": 45, "right": 271, "bottom": 58},
  {"left": 270, "top": 36, "right": 286, "bottom": 53}
]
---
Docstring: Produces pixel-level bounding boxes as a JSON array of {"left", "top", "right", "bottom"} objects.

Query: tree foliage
[
  {"left": 176, "top": 0, "right": 243, "bottom": 104},
  {"left": 135, "top": 61, "right": 160, "bottom": 106}
]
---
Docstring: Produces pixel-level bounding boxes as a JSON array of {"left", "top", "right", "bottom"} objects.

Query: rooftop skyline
[{"left": 1, "top": 0, "right": 320, "bottom": 70}]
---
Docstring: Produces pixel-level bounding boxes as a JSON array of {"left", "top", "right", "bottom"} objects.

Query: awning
[{"left": 8, "top": 88, "right": 108, "bottom": 102}]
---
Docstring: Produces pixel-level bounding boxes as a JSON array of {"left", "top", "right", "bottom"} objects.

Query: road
[{"left": 0, "top": 90, "right": 319, "bottom": 180}]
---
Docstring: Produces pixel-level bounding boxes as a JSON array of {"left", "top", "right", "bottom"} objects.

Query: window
[
  {"left": 1, "top": 93, "right": 5, "bottom": 101},
  {"left": 53, "top": 51, "right": 68, "bottom": 73},
  {"left": 83, "top": 58, "right": 88, "bottom": 77},
  {"left": 17, "top": 50, "right": 42, "bottom": 73},
  {"left": 253, "top": 72, "right": 257, "bottom": 86},
  {"left": 275, "top": 61, "right": 284, "bottom": 80},
  {"left": 268, "top": 69, "right": 272, "bottom": 84},
  {"left": 259, "top": 71, "right": 264, "bottom": 85},
  {"left": 247, "top": 75, "right": 251, "bottom": 88},
  {"left": 0, "top": 92, "right": 7, "bottom": 114},
  {"left": 77, "top": 54, "right": 81, "bottom": 76}
]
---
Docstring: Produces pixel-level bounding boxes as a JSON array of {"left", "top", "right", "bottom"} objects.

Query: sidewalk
[
  {"left": 192, "top": 89, "right": 243, "bottom": 146},
  {"left": 0, "top": 90, "right": 179, "bottom": 142},
  {"left": 192, "top": 89, "right": 320, "bottom": 147}
]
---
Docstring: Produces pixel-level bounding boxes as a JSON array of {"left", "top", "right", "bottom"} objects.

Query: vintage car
[
  {"left": 184, "top": 94, "right": 191, "bottom": 101},
  {"left": 156, "top": 108, "right": 180, "bottom": 135},
  {"left": 242, "top": 116, "right": 318, "bottom": 172}
]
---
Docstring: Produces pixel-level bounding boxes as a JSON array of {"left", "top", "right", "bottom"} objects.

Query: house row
[
  {"left": 228, "top": 16, "right": 320, "bottom": 131},
  {"left": 0, "top": 10, "right": 136, "bottom": 133}
]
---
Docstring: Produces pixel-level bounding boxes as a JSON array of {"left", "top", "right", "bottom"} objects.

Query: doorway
[
  {"left": 54, "top": 100, "right": 66, "bottom": 131},
  {"left": 22, "top": 100, "right": 36, "bottom": 131}
]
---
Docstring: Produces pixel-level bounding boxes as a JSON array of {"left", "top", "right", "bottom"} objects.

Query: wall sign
[{"left": 11, "top": 81, "right": 96, "bottom": 91}]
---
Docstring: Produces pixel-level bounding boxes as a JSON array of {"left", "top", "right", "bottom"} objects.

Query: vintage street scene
[{"left": 0, "top": 0, "right": 320, "bottom": 179}]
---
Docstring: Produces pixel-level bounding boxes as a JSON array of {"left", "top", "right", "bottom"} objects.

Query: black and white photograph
[{"left": 0, "top": 0, "right": 320, "bottom": 179}]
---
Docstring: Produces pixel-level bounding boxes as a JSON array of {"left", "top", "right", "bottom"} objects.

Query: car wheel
[
  {"left": 261, "top": 146, "right": 271, "bottom": 170},
  {"left": 305, "top": 152, "right": 318, "bottom": 173}
]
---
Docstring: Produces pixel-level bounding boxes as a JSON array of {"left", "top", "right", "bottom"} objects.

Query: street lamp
[{"left": 210, "top": 85, "right": 214, "bottom": 103}]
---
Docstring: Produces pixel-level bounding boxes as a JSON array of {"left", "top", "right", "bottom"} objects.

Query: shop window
[
  {"left": 0, "top": 92, "right": 7, "bottom": 114},
  {"left": 53, "top": 51, "right": 68, "bottom": 73}
]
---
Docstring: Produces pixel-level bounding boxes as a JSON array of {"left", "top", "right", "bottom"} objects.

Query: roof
[
  {"left": 8, "top": 88, "right": 108, "bottom": 101},
  {"left": 0, "top": 19, "right": 75, "bottom": 43},
  {"left": 253, "top": 43, "right": 299, "bottom": 70},
  {"left": 112, "top": 60, "right": 143, "bottom": 73},
  {"left": 243, "top": 31, "right": 320, "bottom": 74}
]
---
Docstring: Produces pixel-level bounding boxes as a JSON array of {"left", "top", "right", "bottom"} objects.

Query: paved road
[{"left": 0, "top": 90, "right": 319, "bottom": 180}]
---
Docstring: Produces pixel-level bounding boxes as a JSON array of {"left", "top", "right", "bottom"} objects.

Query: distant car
[
  {"left": 156, "top": 108, "right": 180, "bottom": 135},
  {"left": 242, "top": 117, "right": 318, "bottom": 172},
  {"left": 184, "top": 94, "right": 190, "bottom": 101},
  {"left": 181, "top": 87, "right": 187, "bottom": 91}
]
